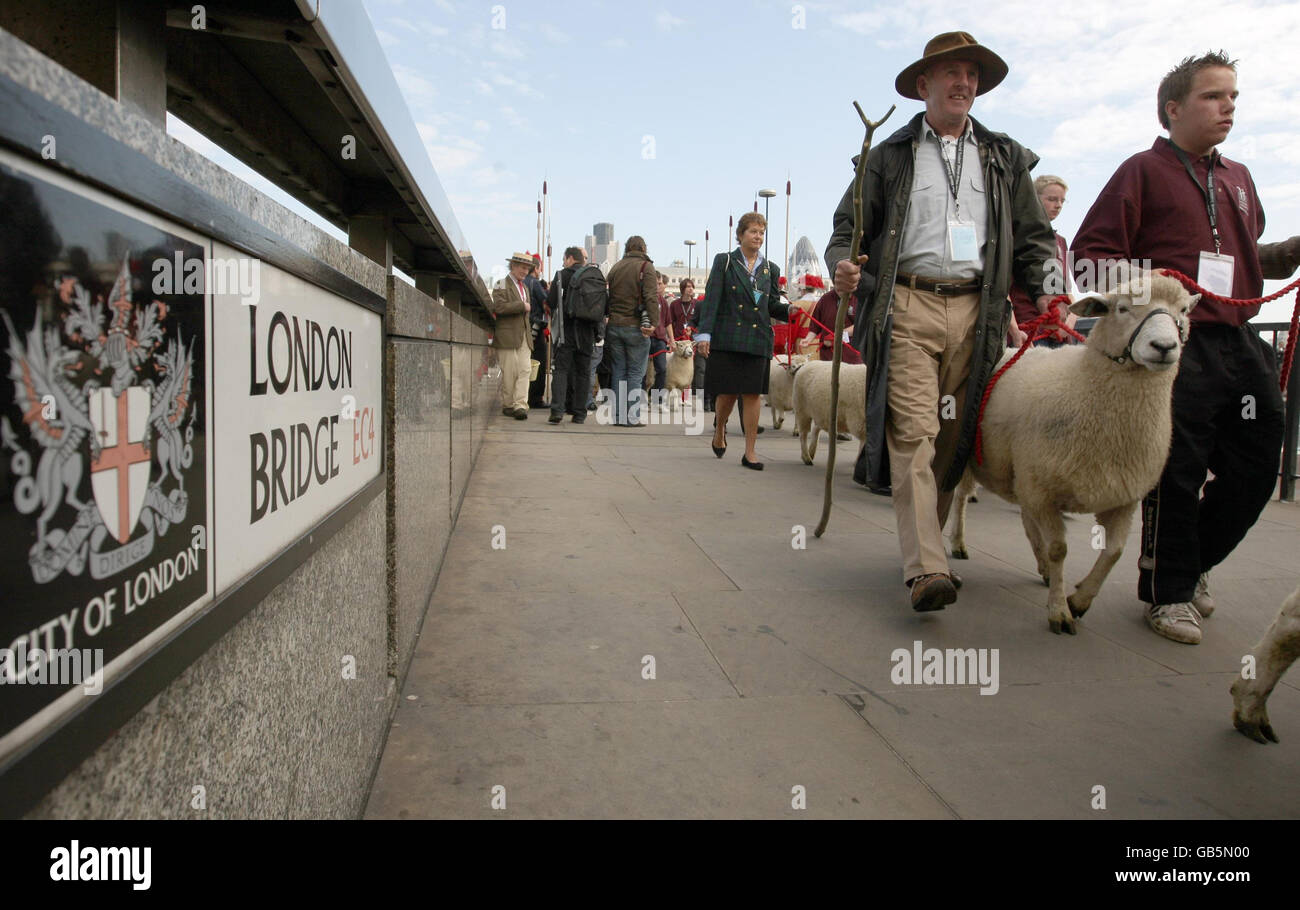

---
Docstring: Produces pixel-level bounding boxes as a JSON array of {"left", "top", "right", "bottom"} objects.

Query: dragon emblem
[{"left": 2, "top": 255, "right": 197, "bottom": 582}]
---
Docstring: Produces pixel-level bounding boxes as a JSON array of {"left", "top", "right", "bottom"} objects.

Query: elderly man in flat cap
[
  {"left": 825, "top": 32, "right": 1058, "bottom": 612},
  {"left": 490, "top": 252, "right": 537, "bottom": 419}
]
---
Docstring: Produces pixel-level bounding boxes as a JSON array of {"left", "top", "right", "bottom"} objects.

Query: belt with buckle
[{"left": 895, "top": 272, "right": 981, "bottom": 296}]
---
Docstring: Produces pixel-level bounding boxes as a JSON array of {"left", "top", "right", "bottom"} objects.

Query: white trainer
[
  {"left": 1145, "top": 602, "right": 1202, "bottom": 645},
  {"left": 1193, "top": 571, "right": 1215, "bottom": 617}
]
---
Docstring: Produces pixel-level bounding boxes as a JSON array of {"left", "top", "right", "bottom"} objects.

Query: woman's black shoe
[
  {"left": 740, "top": 455, "right": 764, "bottom": 470},
  {"left": 711, "top": 435, "right": 726, "bottom": 458}
]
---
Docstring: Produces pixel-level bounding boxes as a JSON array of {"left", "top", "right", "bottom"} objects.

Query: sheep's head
[
  {"left": 673, "top": 339, "right": 695, "bottom": 358},
  {"left": 1069, "top": 272, "right": 1199, "bottom": 372}
]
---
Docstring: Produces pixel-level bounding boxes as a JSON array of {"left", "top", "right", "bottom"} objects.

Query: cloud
[
  {"left": 604, "top": 37, "right": 628, "bottom": 48},
  {"left": 831, "top": 10, "right": 887, "bottom": 34},
  {"left": 416, "top": 122, "right": 482, "bottom": 172},
  {"left": 467, "top": 163, "right": 517, "bottom": 187},
  {"left": 539, "top": 23, "right": 571, "bottom": 43},
  {"left": 473, "top": 119, "right": 491, "bottom": 132},
  {"left": 1038, "top": 101, "right": 1153, "bottom": 162},
  {"left": 655, "top": 10, "right": 685, "bottom": 30},
  {"left": 500, "top": 105, "right": 527, "bottom": 129},
  {"left": 473, "top": 78, "right": 494, "bottom": 96},
  {"left": 492, "top": 72, "right": 543, "bottom": 99},
  {"left": 489, "top": 33, "right": 527, "bottom": 59},
  {"left": 376, "top": 29, "right": 400, "bottom": 48},
  {"left": 433, "top": 0, "right": 455, "bottom": 13},
  {"left": 392, "top": 63, "right": 437, "bottom": 109}
]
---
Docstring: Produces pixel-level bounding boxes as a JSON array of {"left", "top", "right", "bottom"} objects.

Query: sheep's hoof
[
  {"left": 951, "top": 545, "right": 969, "bottom": 560},
  {"left": 791, "top": 429, "right": 799, "bottom": 436},
  {"left": 801, "top": 456, "right": 813, "bottom": 466},
  {"left": 1066, "top": 592, "right": 1091, "bottom": 618},
  {"left": 968, "top": 495, "right": 978, "bottom": 503},
  {"left": 1048, "top": 613, "right": 1077, "bottom": 635},
  {"left": 1232, "top": 710, "right": 1278, "bottom": 744},
  {"left": 1040, "top": 575, "right": 1051, "bottom": 587},
  {"left": 1230, "top": 681, "right": 1279, "bottom": 743}
]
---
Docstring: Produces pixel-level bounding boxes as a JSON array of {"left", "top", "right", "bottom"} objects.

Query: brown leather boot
[{"left": 909, "top": 573, "right": 957, "bottom": 612}]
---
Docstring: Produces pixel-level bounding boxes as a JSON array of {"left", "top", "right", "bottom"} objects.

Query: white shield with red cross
[{"left": 89, "top": 386, "right": 152, "bottom": 544}]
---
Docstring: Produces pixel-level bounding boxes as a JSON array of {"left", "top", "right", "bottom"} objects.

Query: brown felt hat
[{"left": 895, "top": 31, "right": 1008, "bottom": 101}]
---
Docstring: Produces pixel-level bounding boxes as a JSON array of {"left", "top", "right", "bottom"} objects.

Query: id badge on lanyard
[
  {"left": 939, "top": 133, "right": 978, "bottom": 261},
  {"left": 948, "top": 222, "right": 979, "bottom": 262},
  {"left": 1198, "top": 251, "right": 1234, "bottom": 297},
  {"left": 1171, "top": 140, "right": 1234, "bottom": 296}
]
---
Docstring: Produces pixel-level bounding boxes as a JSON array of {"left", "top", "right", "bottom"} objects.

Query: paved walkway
[{"left": 365, "top": 405, "right": 1300, "bottom": 819}]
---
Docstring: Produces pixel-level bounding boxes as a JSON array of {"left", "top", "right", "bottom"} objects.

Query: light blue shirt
[
  {"left": 696, "top": 248, "right": 764, "bottom": 344},
  {"left": 897, "top": 118, "right": 987, "bottom": 280}
]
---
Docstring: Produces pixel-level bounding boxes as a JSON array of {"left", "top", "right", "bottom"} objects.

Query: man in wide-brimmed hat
[
  {"left": 490, "top": 252, "right": 537, "bottom": 419},
  {"left": 825, "top": 31, "right": 1058, "bottom": 613}
]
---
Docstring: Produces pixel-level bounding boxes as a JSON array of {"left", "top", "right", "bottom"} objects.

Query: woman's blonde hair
[{"left": 1034, "top": 175, "right": 1068, "bottom": 195}]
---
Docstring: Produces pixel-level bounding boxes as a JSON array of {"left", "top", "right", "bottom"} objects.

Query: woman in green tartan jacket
[{"left": 695, "top": 212, "right": 791, "bottom": 469}]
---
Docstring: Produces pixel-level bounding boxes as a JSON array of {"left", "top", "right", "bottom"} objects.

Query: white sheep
[
  {"left": 766, "top": 354, "right": 809, "bottom": 430},
  {"left": 792, "top": 360, "right": 868, "bottom": 466},
  {"left": 948, "top": 272, "right": 1200, "bottom": 634},
  {"left": 661, "top": 339, "right": 697, "bottom": 408},
  {"left": 1231, "top": 584, "right": 1300, "bottom": 743}
]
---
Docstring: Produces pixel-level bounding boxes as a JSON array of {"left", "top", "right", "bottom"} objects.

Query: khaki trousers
[
  {"left": 885, "top": 285, "right": 981, "bottom": 582},
  {"left": 497, "top": 337, "right": 532, "bottom": 411}
]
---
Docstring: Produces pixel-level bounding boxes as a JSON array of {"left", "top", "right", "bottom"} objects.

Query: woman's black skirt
[{"left": 703, "top": 349, "right": 771, "bottom": 396}]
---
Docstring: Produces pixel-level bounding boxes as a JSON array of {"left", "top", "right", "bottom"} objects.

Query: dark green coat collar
[{"left": 724, "top": 248, "right": 773, "bottom": 295}]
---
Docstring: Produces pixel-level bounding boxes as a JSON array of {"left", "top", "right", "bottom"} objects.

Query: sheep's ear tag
[{"left": 1069, "top": 293, "right": 1109, "bottom": 318}]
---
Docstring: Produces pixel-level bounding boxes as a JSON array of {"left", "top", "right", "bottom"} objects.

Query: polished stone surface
[
  {"left": 450, "top": 344, "right": 474, "bottom": 523},
  {"left": 389, "top": 276, "right": 452, "bottom": 341},
  {"left": 471, "top": 345, "right": 498, "bottom": 462},
  {"left": 390, "top": 339, "right": 453, "bottom": 676}
]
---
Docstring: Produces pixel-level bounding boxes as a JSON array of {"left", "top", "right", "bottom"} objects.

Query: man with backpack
[
  {"left": 605, "top": 237, "right": 659, "bottom": 426},
  {"left": 545, "top": 246, "right": 606, "bottom": 425}
]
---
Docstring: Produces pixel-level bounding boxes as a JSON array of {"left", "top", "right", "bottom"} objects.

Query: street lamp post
[
  {"left": 684, "top": 240, "right": 696, "bottom": 282},
  {"left": 758, "top": 188, "right": 777, "bottom": 261}
]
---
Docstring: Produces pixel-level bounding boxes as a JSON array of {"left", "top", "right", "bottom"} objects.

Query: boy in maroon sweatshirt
[{"left": 1072, "top": 51, "right": 1300, "bottom": 645}]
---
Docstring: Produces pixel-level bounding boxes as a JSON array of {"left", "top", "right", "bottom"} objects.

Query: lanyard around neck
[
  {"left": 935, "top": 130, "right": 966, "bottom": 219},
  {"left": 1167, "top": 138, "right": 1221, "bottom": 254}
]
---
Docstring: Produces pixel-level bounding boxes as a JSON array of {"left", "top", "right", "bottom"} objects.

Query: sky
[{"left": 174, "top": 0, "right": 1300, "bottom": 322}]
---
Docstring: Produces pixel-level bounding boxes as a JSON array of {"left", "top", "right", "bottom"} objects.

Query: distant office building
[
  {"left": 584, "top": 234, "right": 595, "bottom": 264},
  {"left": 787, "top": 235, "right": 826, "bottom": 290},
  {"left": 591, "top": 222, "right": 618, "bottom": 273}
]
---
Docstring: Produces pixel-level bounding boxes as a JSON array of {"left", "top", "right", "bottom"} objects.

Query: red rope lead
[
  {"left": 791, "top": 302, "right": 863, "bottom": 358},
  {"left": 1157, "top": 269, "right": 1300, "bottom": 394}
]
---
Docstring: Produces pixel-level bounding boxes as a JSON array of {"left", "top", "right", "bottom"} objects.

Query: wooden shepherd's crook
[{"left": 814, "top": 101, "right": 895, "bottom": 539}]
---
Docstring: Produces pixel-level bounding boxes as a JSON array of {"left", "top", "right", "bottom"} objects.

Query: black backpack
[{"left": 564, "top": 265, "right": 608, "bottom": 322}]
